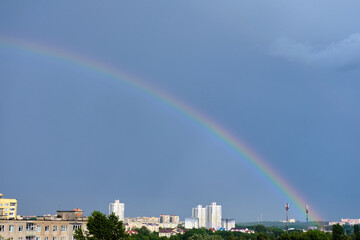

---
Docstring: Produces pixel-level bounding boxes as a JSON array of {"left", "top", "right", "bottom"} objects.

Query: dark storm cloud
[{"left": 270, "top": 33, "right": 360, "bottom": 70}]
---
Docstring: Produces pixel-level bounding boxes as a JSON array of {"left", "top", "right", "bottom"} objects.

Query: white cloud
[{"left": 270, "top": 33, "right": 360, "bottom": 70}]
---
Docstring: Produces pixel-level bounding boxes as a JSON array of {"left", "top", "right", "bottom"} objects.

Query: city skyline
[{"left": 1, "top": 1, "right": 359, "bottom": 222}]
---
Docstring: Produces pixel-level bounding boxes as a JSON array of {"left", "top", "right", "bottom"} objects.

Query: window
[
  {"left": 53, "top": 237, "right": 57, "bottom": 240},
  {"left": 45, "top": 226, "right": 49, "bottom": 232},
  {"left": 61, "top": 226, "right": 67, "bottom": 232},
  {"left": 10, "top": 203, "right": 16, "bottom": 206},
  {"left": 45, "top": 237, "right": 49, "bottom": 240},
  {"left": 4, "top": 209, "right": 8, "bottom": 211},
  {"left": 0, "top": 225, "right": 4, "bottom": 231},
  {"left": 36, "top": 225, "right": 41, "bottom": 232},
  {"left": 10, "top": 213, "right": 14, "bottom": 216},
  {"left": 10, "top": 208, "right": 15, "bottom": 211},
  {"left": 26, "top": 223, "right": 34, "bottom": 231},
  {"left": 18, "top": 238, "right": 23, "bottom": 240},
  {"left": 19, "top": 225, "right": 24, "bottom": 232},
  {"left": 53, "top": 226, "right": 57, "bottom": 232},
  {"left": 5, "top": 204, "right": 8, "bottom": 206},
  {"left": 0, "top": 203, "right": 2, "bottom": 206},
  {"left": 36, "top": 237, "right": 41, "bottom": 240},
  {"left": 61, "top": 237, "right": 66, "bottom": 240},
  {"left": 72, "top": 225, "right": 81, "bottom": 231},
  {"left": 9, "top": 225, "right": 15, "bottom": 232}
]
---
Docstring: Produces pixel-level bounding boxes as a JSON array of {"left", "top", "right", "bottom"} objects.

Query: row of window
[
  {"left": 0, "top": 225, "right": 67, "bottom": 232},
  {"left": 0, "top": 202, "right": 16, "bottom": 207},
  {"left": 2, "top": 212, "right": 14, "bottom": 216},
  {"left": 0, "top": 237, "right": 66, "bottom": 240},
  {"left": 0, "top": 208, "right": 16, "bottom": 211}
]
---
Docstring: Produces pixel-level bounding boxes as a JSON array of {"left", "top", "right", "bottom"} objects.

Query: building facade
[
  {"left": 206, "top": 202, "right": 222, "bottom": 230},
  {"left": 184, "top": 218, "right": 199, "bottom": 229},
  {"left": 0, "top": 210, "right": 87, "bottom": 240},
  {"left": 221, "top": 219, "right": 235, "bottom": 231},
  {"left": 0, "top": 194, "right": 17, "bottom": 220},
  {"left": 192, "top": 205, "right": 206, "bottom": 228},
  {"left": 186, "top": 202, "right": 224, "bottom": 230},
  {"left": 109, "top": 200, "right": 125, "bottom": 221}
]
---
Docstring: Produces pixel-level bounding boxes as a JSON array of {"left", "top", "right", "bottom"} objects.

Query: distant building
[
  {"left": 221, "top": 219, "right": 235, "bottom": 231},
  {"left": 160, "top": 214, "right": 170, "bottom": 223},
  {"left": 187, "top": 202, "right": 227, "bottom": 230},
  {"left": 124, "top": 216, "right": 160, "bottom": 232},
  {"left": 0, "top": 193, "right": 17, "bottom": 220},
  {"left": 159, "top": 214, "right": 179, "bottom": 228},
  {"left": 109, "top": 200, "right": 125, "bottom": 221},
  {"left": 192, "top": 205, "right": 206, "bottom": 228},
  {"left": 170, "top": 215, "right": 179, "bottom": 224},
  {"left": 159, "top": 228, "right": 184, "bottom": 238},
  {"left": 230, "top": 228, "right": 254, "bottom": 234},
  {"left": 206, "top": 202, "right": 222, "bottom": 230},
  {"left": 124, "top": 215, "right": 178, "bottom": 232},
  {"left": 329, "top": 219, "right": 360, "bottom": 226},
  {"left": 185, "top": 218, "right": 199, "bottom": 229}
]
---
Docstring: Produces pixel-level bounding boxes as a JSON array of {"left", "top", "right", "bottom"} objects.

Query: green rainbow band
[{"left": 0, "top": 35, "right": 323, "bottom": 222}]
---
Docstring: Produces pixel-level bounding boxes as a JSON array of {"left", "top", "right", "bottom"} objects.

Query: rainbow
[{"left": 0, "top": 36, "right": 323, "bottom": 222}]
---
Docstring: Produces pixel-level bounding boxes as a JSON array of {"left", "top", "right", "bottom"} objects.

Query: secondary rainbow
[{"left": 0, "top": 35, "right": 323, "bottom": 222}]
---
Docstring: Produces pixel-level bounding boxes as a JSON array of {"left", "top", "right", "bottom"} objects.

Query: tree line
[{"left": 74, "top": 211, "right": 360, "bottom": 240}]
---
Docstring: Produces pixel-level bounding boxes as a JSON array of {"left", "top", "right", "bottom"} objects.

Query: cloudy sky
[{"left": 1, "top": 1, "right": 359, "bottom": 222}]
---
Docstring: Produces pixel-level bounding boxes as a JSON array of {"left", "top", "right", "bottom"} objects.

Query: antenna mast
[
  {"left": 285, "top": 203, "right": 289, "bottom": 233},
  {"left": 305, "top": 204, "right": 309, "bottom": 231}
]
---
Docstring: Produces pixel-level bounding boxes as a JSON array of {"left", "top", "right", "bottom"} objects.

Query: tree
[
  {"left": 256, "top": 233, "right": 268, "bottom": 240},
  {"left": 353, "top": 225, "right": 360, "bottom": 240},
  {"left": 254, "top": 225, "right": 266, "bottom": 234},
  {"left": 332, "top": 224, "right": 345, "bottom": 240},
  {"left": 188, "top": 234, "right": 223, "bottom": 240},
  {"left": 74, "top": 211, "right": 128, "bottom": 240}
]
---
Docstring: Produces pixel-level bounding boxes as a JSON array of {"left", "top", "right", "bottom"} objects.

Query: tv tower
[
  {"left": 285, "top": 203, "right": 289, "bottom": 233},
  {"left": 305, "top": 204, "right": 309, "bottom": 231}
]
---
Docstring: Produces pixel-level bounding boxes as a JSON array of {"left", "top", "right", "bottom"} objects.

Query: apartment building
[
  {"left": 109, "top": 200, "right": 125, "bottom": 221},
  {"left": 0, "top": 194, "right": 17, "bottom": 220},
  {"left": 0, "top": 210, "right": 87, "bottom": 240}
]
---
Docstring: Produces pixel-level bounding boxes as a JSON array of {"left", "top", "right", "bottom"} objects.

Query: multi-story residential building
[
  {"left": 170, "top": 215, "right": 179, "bottom": 224},
  {"left": 0, "top": 209, "right": 87, "bottom": 240},
  {"left": 329, "top": 219, "right": 360, "bottom": 226},
  {"left": 192, "top": 205, "right": 206, "bottom": 228},
  {"left": 158, "top": 228, "right": 184, "bottom": 238},
  {"left": 159, "top": 214, "right": 170, "bottom": 223},
  {"left": 206, "top": 202, "right": 222, "bottom": 230},
  {"left": 124, "top": 215, "right": 179, "bottom": 232},
  {"left": 0, "top": 194, "right": 17, "bottom": 220},
  {"left": 186, "top": 202, "right": 223, "bottom": 230},
  {"left": 184, "top": 218, "right": 199, "bottom": 229},
  {"left": 124, "top": 217, "right": 160, "bottom": 232},
  {"left": 159, "top": 214, "right": 179, "bottom": 228},
  {"left": 109, "top": 200, "right": 124, "bottom": 221},
  {"left": 221, "top": 219, "right": 235, "bottom": 231}
]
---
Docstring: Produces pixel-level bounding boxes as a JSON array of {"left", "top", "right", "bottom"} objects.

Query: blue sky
[{"left": 0, "top": 1, "right": 359, "bottom": 222}]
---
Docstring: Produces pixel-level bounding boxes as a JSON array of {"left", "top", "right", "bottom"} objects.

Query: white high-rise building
[
  {"left": 185, "top": 217, "right": 199, "bottom": 229},
  {"left": 192, "top": 205, "right": 206, "bottom": 228},
  {"left": 221, "top": 219, "right": 235, "bottom": 230},
  {"left": 206, "top": 202, "right": 222, "bottom": 230},
  {"left": 109, "top": 200, "right": 125, "bottom": 221}
]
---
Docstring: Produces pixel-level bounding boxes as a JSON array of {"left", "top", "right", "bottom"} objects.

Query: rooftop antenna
[
  {"left": 285, "top": 203, "right": 289, "bottom": 233},
  {"left": 305, "top": 204, "right": 309, "bottom": 231}
]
